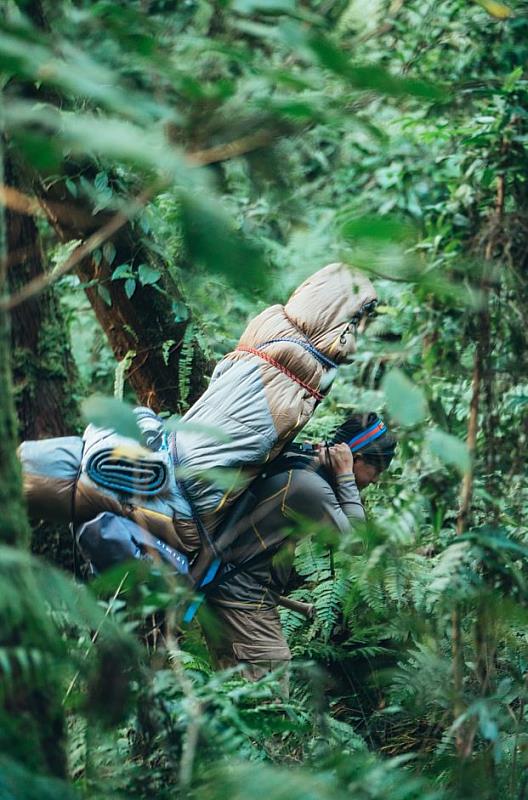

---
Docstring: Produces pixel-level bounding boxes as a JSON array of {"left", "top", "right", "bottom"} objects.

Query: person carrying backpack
[
  {"left": 200, "top": 413, "right": 397, "bottom": 683},
  {"left": 19, "top": 263, "right": 377, "bottom": 559}
]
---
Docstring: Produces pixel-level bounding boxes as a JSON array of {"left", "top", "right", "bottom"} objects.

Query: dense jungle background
[{"left": 1, "top": 0, "right": 527, "bottom": 797}]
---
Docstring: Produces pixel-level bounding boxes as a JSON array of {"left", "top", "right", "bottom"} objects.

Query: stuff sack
[
  {"left": 19, "top": 436, "right": 83, "bottom": 522},
  {"left": 76, "top": 511, "right": 189, "bottom": 576},
  {"left": 175, "top": 262, "right": 376, "bottom": 537}
]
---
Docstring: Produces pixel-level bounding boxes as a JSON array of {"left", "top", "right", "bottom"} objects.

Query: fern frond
[
  {"left": 114, "top": 350, "right": 136, "bottom": 400},
  {"left": 178, "top": 323, "right": 196, "bottom": 409}
]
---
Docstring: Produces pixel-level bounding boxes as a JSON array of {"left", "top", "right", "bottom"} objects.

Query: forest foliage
[{"left": 1, "top": 0, "right": 527, "bottom": 798}]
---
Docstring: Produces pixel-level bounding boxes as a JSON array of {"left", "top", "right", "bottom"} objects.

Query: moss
[{"left": 0, "top": 258, "right": 31, "bottom": 546}]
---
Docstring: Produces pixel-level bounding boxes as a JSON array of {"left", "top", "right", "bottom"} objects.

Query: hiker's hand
[{"left": 318, "top": 443, "right": 354, "bottom": 476}]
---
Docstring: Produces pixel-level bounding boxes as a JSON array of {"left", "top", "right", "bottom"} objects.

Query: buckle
[{"left": 349, "top": 299, "right": 378, "bottom": 332}]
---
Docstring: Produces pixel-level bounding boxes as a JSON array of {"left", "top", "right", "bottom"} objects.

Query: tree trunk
[
  {"left": 5, "top": 152, "right": 81, "bottom": 570},
  {"left": 36, "top": 170, "right": 211, "bottom": 414},
  {"left": 0, "top": 168, "right": 31, "bottom": 549},
  {"left": 8, "top": 0, "right": 211, "bottom": 415},
  {"left": 6, "top": 156, "right": 80, "bottom": 439},
  {"left": 0, "top": 126, "right": 66, "bottom": 778}
]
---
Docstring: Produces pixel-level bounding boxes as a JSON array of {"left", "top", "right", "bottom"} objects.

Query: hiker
[
  {"left": 200, "top": 413, "right": 396, "bottom": 683},
  {"left": 19, "top": 263, "right": 377, "bottom": 560}
]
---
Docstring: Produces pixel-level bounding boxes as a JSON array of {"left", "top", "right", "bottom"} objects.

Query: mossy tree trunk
[
  {"left": 12, "top": 0, "right": 211, "bottom": 416},
  {"left": 35, "top": 169, "right": 211, "bottom": 415},
  {"left": 6, "top": 155, "right": 80, "bottom": 439},
  {"left": 0, "top": 264, "right": 30, "bottom": 547},
  {"left": 5, "top": 152, "right": 81, "bottom": 569},
  {"left": 0, "top": 127, "right": 67, "bottom": 778},
  {"left": 0, "top": 165, "right": 31, "bottom": 549}
]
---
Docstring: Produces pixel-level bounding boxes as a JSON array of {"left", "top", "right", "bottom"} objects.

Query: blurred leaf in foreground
[
  {"left": 179, "top": 193, "right": 268, "bottom": 292},
  {"left": 309, "top": 35, "right": 447, "bottom": 101},
  {"left": 82, "top": 396, "right": 141, "bottom": 441},
  {"left": 341, "top": 215, "right": 416, "bottom": 244},
  {"left": 474, "top": 0, "right": 513, "bottom": 19},
  {"left": 382, "top": 368, "right": 428, "bottom": 427},
  {"left": 231, "top": 0, "right": 297, "bottom": 14},
  {"left": 427, "top": 428, "right": 470, "bottom": 475},
  {"left": 165, "top": 415, "right": 232, "bottom": 443}
]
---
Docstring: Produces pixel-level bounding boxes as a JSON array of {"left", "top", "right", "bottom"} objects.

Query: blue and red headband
[{"left": 348, "top": 418, "right": 387, "bottom": 453}]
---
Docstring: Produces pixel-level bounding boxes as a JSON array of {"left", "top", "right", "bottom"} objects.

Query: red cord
[{"left": 234, "top": 345, "right": 324, "bottom": 401}]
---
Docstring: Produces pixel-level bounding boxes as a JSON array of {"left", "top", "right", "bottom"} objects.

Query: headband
[{"left": 348, "top": 418, "right": 387, "bottom": 452}]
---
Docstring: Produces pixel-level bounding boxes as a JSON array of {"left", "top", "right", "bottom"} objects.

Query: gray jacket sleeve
[
  {"left": 334, "top": 474, "right": 365, "bottom": 526},
  {"left": 285, "top": 470, "right": 365, "bottom": 535}
]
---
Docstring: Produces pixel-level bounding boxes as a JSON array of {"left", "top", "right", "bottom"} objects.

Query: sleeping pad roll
[
  {"left": 19, "top": 408, "right": 194, "bottom": 555},
  {"left": 19, "top": 262, "right": 376, "bottom": 558}
]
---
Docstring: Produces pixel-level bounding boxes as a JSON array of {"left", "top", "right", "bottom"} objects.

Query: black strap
[
  {"left": 71, "top": 440, "right": 86, "bottom": 580},
  {"left": 260, "top": 445, "right": 315, "bottom": 481},
  {"left": 170, "top": 432, "right": 263, "bottom": 586},
  {"left": 169, "top": 432, "right": 218, "bottom": 556},
  {"left": 203, "top": 543, "right": 282, "bottom": 595}
]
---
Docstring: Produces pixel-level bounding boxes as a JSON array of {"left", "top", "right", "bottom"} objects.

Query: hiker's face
[{"left": 353, "top": 457, "right": 381, "bottom": 490}]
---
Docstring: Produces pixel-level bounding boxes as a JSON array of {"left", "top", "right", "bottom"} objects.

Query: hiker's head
[{"left": 331, "top": 413, "right": 396, "bottom": 490}]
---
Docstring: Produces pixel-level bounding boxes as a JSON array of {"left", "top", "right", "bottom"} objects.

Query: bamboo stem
[
  {"left": 452, "top": 170, "right": 503, "bottom": 760},
  {"left": 455, "top": 331, "right": 484, "bottom": 536}
]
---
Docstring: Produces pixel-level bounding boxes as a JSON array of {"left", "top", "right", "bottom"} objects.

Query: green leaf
[
  {"left": 82, "top": 396, "right": 141, "bottom": 441},
  {"left": 507, "top": 394, "right": 528, "bottom": 408},
  {"left": 0, "top": 27, "right": 164, "bottom": 125},
  {"left": 481, "top": 167, "right": 495, "bottom": 188},
  {"left": 171, "top": 299, "right": 189, "bottom": 323},
  {"left": 231, "top": 0, "right": 296, "bottom": 14},
  {"left": 103, "top": 241, "right": 117, "bottom": 266},
  {"left": 268, "top": 100, "right": 319, "bottom": 119},
  {"left": 89, "top": 559, "right": 153, "bottom": 598},
  {"left": 165, "top": 415, "right": 232, "bottom": 443},
  {"left": 11, "top": 131, "right": 62, "bottom": 171},
  {"left": 94, "top": 171, "right": 109, "bottom": 192},
  {"left": 114, "top": 350, "right": 136, "bottom": 401},
  {"left": 65, "top": 178, "right": 78, "bottom": 197},
  {"left": 427, "top": 429, "right": 470, "bottom": 475},
  {"left": 309, "top": 35, "right": 446, "bottom": 101},
  {"left": 382, "top": 368, "right": 428, "bottom": 427},
  {"left": 179, "top": 193, "right": 268, "bottom": 291},
  {"left": 504, "top": 66, "right": 523, "bottom": 92},
  {"left": 138, "top": 264, "right": 162, "bottom": 285},
  {"left": 341, "top": 215, "right": 415, "bottom": 243},
  {"left": 97, "top": 284, "right": 112, "bottom": 306},
  {"left": 5, "top": 101, "right": 189, "bottom": 179},
  {"left": 125, "top": 278, "right": 136, "bottom": 298},
  {"left": 176, "top": 465, "right": 242, "bottom": 491},
  {"left": 162, "top": 340, "right": 176, "bottom": 366},
  {"left": 111, "top": 263, "right": 133, "bottom": 280},
  {"left": 90, "top": 3, "right": 158, "bottom": 57}
]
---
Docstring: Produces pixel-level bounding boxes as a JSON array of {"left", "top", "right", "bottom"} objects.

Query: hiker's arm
[
  {"left": 317, "top": 443, "right": 365, "bottom": 527},
  {"left": 317, "top": 475, "right": 365, "bottom": 531},
  {"left": 334, "top": 474, "right": 365, "bottom": 523},
  {"left": 285, "top": 469, "right": 364, "bottom": 535}
]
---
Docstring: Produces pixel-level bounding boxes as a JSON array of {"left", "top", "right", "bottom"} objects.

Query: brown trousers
[{"left": 203, "top": 601, "right": 291, "bottom": 686}]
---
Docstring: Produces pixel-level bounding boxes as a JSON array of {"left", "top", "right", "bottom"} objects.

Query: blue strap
[
  {"left": 256, "top": 338, "right": 338, "bottom": 371},
  {"left": 183, "top": 596, "right": 204, "bottom": 624},
  {"left": 183, "top": 557, "right": 222, "bottom": 623},
  {"left": 200, "top": 557, "right": 222, "bottom": 587}
]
